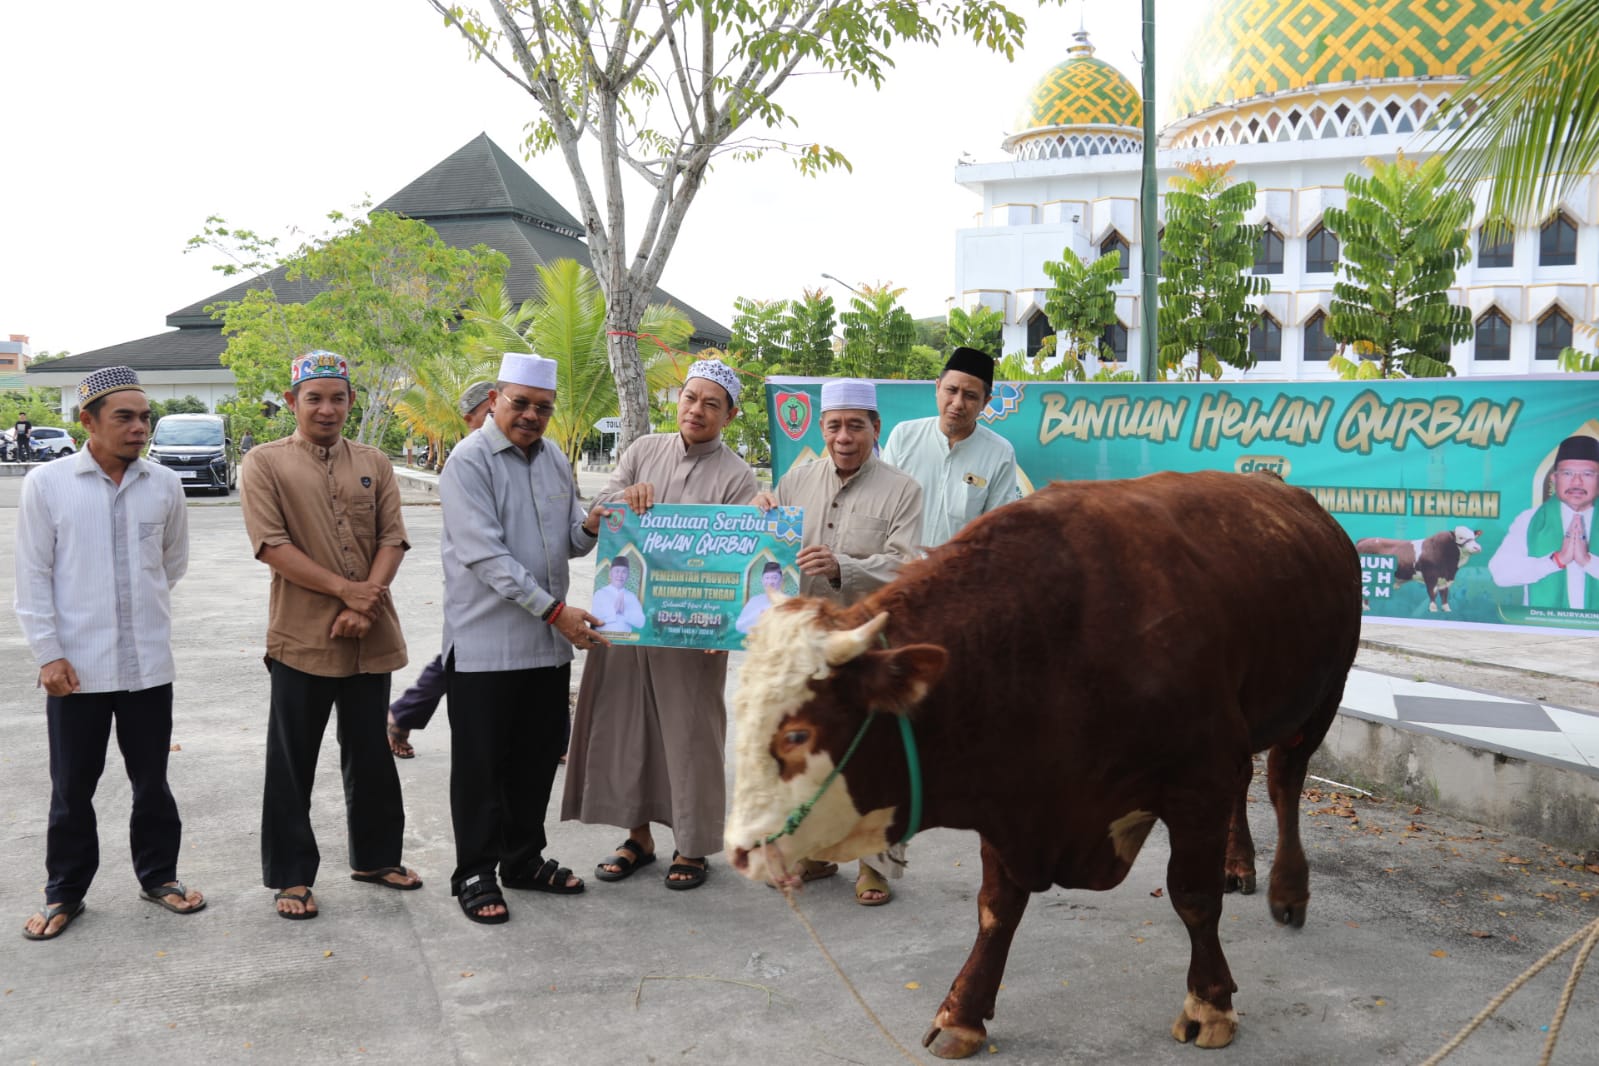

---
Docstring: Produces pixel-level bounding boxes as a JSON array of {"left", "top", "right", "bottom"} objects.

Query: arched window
[
  {"left": 1100, "top": 322, "right": 1129, "bottom": 362},
  {"left": 1249, "top": 314, "right": 1282, "bottom": 362},
  {"left": 1253, "top": 227, "right": 1283, "bottom": 275},
  {"left": 1100, "top": 232, "right": 1130, "bottom": 281},
  {"left": 1304, "top": 311, "right": 1338, "bottom": 361},
  {"left": 1540, "top": 214, "right": 1578, "bottom": 267},
  {"left": 1477, "top": 224, "right": 1514, "bottom": 269},
  {"left": 1536, "top": 308, "right": 1574, "bottom": 361},
  {"left": 1305, "top": 224, "right": 1340, "bottom": 273},
  {"left": 1025, "top": 310, "right": 1053, "bottom": 361},
  {"left": 1474, "top": 308, "right": 1512, "bottom": 361}
]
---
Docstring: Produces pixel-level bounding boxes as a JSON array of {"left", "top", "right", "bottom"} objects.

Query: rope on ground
[
  {"left": 778, "top": 882, "right": 926, "bottom": 1065},
  {"left": 1417, "top": 914, "right": 1599, "bottom": 1066}
]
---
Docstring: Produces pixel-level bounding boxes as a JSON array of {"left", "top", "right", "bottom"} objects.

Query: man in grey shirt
[{"left": 437, "top": 352, "right": 608, "bottom": 925}]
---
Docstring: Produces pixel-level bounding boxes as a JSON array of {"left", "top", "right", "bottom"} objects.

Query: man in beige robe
[
  {"left": 562, "top": 359, "right": 757, "bottom": 889},
  {"left": 751, "top": 378, "right": 923, "bottom": 904}
]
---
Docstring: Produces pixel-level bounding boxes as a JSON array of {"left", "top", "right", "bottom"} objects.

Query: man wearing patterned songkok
[
  {"left": 439, "top": 352, "right": 610, "bottom": 924},
  {"left": 240, "top": 350, "right": 422, "bottom": 920},
  {"left": 562, "top": 357, "right": 757, "bottom": 890},
  {"left": 16, "top": 366, "right": 204, "bottom": 940},
  {"left": 882, "top": 346, "right": 1021, "bottom": 547},
  {"left": 750, "top": 377, "right": 923, "bottom": 904},
  {"left": 1490, "top": 434, "right": 1599, "bottom": 610}
]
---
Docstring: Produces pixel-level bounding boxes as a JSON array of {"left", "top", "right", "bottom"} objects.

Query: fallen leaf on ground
[
  {"left": 905, "top": 981, "right": 920, "bottom": 990},
  {"left": 323, "top": 950, "right": 333, "bottom": 958},
  {"left": 1431, "top": 949, "right": 1449, "bottom": 958},
  {"left": 1150, "top": 888, "right": 1164, "bottom": 898},
  {"left": 1469, "top": 931, "right": 1493, "bottom": 939},
  {"left": 1501, "top": 856, "right": 1532, "bottom": 865},
  {"left": 1346, "top": 921, "right": 1359, "bottom": 929},
  {"left": 460, "top": 972, "right": 474, "bottom": 978}
]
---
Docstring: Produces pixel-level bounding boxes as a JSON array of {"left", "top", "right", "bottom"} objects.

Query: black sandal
[
  {"left": 456, "top": 874, "right": 509, "bottom": 924},
  {"left": 665, "top": 851, "right": 709, "bottom": 891},
  {"left": 272, "top": 889, "right": 318, "bottom": 921},
  {"left": 22, "top": 899, "right": 85, "bottom": 940},
  {"left": 503, "top": 857, "right": 585, "bottom": 895},
  {"left": 594, "top": 839, "right": 657, "bottom": 882}
]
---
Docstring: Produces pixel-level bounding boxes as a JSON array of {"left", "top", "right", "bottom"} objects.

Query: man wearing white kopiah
[
  {"left": 438, "top": 351, "right": 610, "bottom": 925},
  {"left": 562, "top": 358, "right": 757, "bottom": 891},
  {"left": 750, "top": 377, "right": 922, "bottom": 904},
  {"left": 881, "top": 346, "right": 1020, "bottom": 547}
]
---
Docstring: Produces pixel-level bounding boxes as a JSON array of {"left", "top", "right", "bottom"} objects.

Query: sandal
[
  {"left": 456, "top": 874, "right": 509, "bottom": 924},
  {"left": 767, "top": 858, "right": 838, "bottom": 887},
  {"left": 22, "top": 899, "right": 85, "bottom": 941},
  {"left": 855, "top": 866, "right": 892, "bottom": 906},
  {"left": 351, "top": 866, "right": 423, "bottom": 890},
  {"left": 273, "top": 888, "right": 318, "bottom": 920},
  {"left": 665, "top": 851, "right": 709, "bottom": 891},
  {"left": 503, "top": 857, "right": 584, "bottom": 894},
  {"left": 139, "top": 881, "right": 206, "bottom": 914},
  {"left": 595, "top": 839, "right": 657, "bottom": 882},
  {"left": 388, "top": 721, "right": 414, "bottom": 759}
]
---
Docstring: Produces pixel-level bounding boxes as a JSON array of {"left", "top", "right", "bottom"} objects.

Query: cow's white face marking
[
  {"left": 725, "top": 605, "right": 894, "bottom": 881},
  {"left": 1453, "top": 526, "right": 1483, "bottom": 554}
]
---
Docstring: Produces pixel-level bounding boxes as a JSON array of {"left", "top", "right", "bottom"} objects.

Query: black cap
[
  {"left": 943, "top": 346, "right": 995, "bottom": 389},
  {"left": 1555, "top": 436, "right": 1599, "bottom": 465},
  {"left": 762, "top": 560, "right": 781, "bottom": 574},
  {"left": 609, "top": 556, "right": 631, "bottom": 572}
]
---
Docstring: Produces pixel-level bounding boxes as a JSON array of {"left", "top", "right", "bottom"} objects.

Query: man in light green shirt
[{"left": 881, "top": 347, "right": 1021, "bottom": 546}]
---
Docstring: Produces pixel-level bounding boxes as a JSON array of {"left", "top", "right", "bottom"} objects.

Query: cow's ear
[{"left": 859, "top": 644, "right": 947, "bottom": 714}]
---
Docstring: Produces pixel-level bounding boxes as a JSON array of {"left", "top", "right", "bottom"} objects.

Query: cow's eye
[{"left": 783, "top": 729, "right": 811, "bottom": 747}]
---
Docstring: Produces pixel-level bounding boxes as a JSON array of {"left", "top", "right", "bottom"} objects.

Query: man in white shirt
[
  {"left": 881, "top": 347, "right": 1021, "bottom": 547},
  {"left": 592, "top": 556, "right": 646, "bottom": 634},
  {"left": 1489, "top": 435, "right": 1599, "bottom": 610},
  {"left": 14, "top": 366, "right": 204, "bottom": 941}
]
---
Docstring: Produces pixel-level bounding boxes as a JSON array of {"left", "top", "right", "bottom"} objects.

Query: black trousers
[
  {"left": 446, "top": 656, "right": 569, "bottom": 892},
  {"left": 44, "top": 684, "right": 181, "bottom": 904},
  {"left": 261, "top": 660, "right": 402, "bottom": 888}
]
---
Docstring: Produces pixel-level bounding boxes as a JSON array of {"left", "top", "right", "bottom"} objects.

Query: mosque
[{"left": 952, "top": 0, "right": 1597, "bottom": 378}]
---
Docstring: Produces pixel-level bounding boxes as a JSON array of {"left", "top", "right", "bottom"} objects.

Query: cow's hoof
[
  {"left": 1170, "top": 993, "right": 1238, "bottom": 1048},
  {"left": 1224, "top": 870, "right": 1256, "bottom": 895},
  {"left": 1270, "top": 898, "right": 1308, "bottom": 928},
  {"left": 922, "top": 1020, "right": 987, "bottom": 1059}
]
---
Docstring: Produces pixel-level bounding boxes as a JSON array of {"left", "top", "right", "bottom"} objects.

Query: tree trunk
[{"left": 606, "top": 289, "right": 652, "bottom": 456}]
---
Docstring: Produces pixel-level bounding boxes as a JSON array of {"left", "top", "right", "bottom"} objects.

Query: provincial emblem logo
[{"left": 773, "top": 392, "right": 813, "bottom": 441}]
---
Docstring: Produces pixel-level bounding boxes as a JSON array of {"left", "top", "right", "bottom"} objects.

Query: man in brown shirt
[{"left": 240, "top": 350, "right": 421, "bottom": 919}]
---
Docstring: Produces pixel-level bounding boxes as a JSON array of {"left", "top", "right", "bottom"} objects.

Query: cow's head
[
  {"left": 725, "top": 603, "right": 946, "bottom": 886},
  {"left": 1453, "top": 526, "right": 1483, "bottom": 554}
]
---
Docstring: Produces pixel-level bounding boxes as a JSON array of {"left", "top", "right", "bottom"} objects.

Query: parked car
[
  {"left": 146, "top": 413, "right": 238, "bottom": 495},
  {"left": 27, "top": 426, "right": 76, "bottom": 459}
]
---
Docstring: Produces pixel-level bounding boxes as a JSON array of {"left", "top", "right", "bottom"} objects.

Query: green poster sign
[
  {"left": 591, "top": 503, "right": 804, "bottom": 650},
  {"left": 767, "top": 375, "right": 1599, "bottom": 636}
]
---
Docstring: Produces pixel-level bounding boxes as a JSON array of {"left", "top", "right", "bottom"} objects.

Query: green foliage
[
  {"left": 1558, "top": 347, "right": 1599, "bottom": 372},
  {"left": 784, "top": 289, "right": 837, "bottom": 376},
  {"left": 946, "top": 305, "right": 1004, "bottom": 357},
  {"left": 838, "top": 283, "right": 916, "bottom": 378},
  {"left": 1324, "top": 155, "right": 1472, "bottom": 379},
  {"left": 1041, "top": 247, "right": 1123, "bottom": 379},
  {"left": 28, "top": 350, "right": 70, "bottom": 364},
  {"left": 0, "top": 389, "right": 65, "bottom": 436},
  {"left": 198, "top": 210, "right": 507, "bottom": 446},
  {"left": 730, "top": 298, "right": 794, "bottom": 368},
  {"left": 904, "top": 345, "right": 946, "bottom": 381},
  {"left": 913, "top": 316, "right": 949, "bottom": 355},
  {"left": 144, "top": 395, "right": 208, "bottom": 435},
  {"left": 1157, "top": 162, "right": 1269, "bottom": 380}
]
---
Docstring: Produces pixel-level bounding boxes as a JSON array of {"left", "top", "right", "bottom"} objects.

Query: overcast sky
[{"left": 1, "top": 0, "right": 1206, "bottom": 356}]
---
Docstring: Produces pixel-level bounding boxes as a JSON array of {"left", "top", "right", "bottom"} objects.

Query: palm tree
[
  {"left": 391, "top": 345, "right": 499, "bottom": 470},
  {"left": 464, "top": 259, "right": 693, "bottom": 475}
]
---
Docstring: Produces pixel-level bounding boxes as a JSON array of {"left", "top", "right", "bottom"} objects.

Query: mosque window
[
  {"left": 1025, "top": 310, "right": 1053, "bottom": 360},
  {"left": 1100, "top": 322, "right": 1128, "bottom": 362},
  {"left": 1478, "top": 225, "right": 1514, "bottom": 269},
  {"left": 1535, "top": 308, "right": 1573, "bottom": 360},
  {"left": 1474, "top": 309, "right": 1512, "bottom": 361},
  {"left": 1249, "top": 314, "right": 1282, "bottom": 362},
  {"left": 1304, "top": 312, "right": 1338, "bottom": 362},
  {"left": 1100, "top": 233, "right": 1130, "bottom": 281},
  {"left": 1305, "top": 225, "right": 1340, "bottom": 273},
  {"left": 1253, "top": 227, "right": 1283, "bottom": 275},
  {"left": 1540, "top": 214, "right": 1578, "bottom": 267}
]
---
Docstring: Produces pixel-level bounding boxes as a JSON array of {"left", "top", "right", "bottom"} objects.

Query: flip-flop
[
  {"left": 139, "top": 882, "right": 206, "bottom": 914},
  {"left": 855, "top": 867, "right": 893, "bottom": 906},
  {"left": 350, "top": 866, "right": 423, "bottom": 890},
  {"left": 503, "top": 857, "right": 584, "bottom": 894},
  {"left": 273, "top": 888, "right": 318, "bottom": 920},
  {"left": 388, "top": 722, "right": 415, "bottom": 759},
  {"left": 22, "top": 900, "right": 85, "bottom": 941},
  {"left": 594, "top": 839, "right": 657, "bottom": 882},
  {"left": 665, "top": 851, "right": 709, "bottom": 891}
]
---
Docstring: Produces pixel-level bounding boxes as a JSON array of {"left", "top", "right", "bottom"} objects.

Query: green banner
[
  {"left": 767, "top": 375, "right": 1599, "bottom": 636},
  {"left": 590, "top": 503, "right": 804, "bottom": 650}
]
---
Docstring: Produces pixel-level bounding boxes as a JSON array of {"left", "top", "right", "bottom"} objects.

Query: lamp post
[{"left": 820, "top": 272, "right": 865, "bottom": 297}]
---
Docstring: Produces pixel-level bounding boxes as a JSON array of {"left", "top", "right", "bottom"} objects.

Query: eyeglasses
[
  {"left": 504, "top": 397, "right": 557, "bottom": 419},
  {"left": 1554, "top": 468, "right": 1598, "bottom": 482}
]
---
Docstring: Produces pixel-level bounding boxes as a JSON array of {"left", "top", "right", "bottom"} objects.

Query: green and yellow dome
[
  {"left": 1006, "top": 29, "right": 1143, "bottom": 159},
  {"left": 1169, "top": 0, "right": 1560, "bottom": 121}
]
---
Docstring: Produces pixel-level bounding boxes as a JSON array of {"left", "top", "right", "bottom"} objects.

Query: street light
[{"left": 820, "top": 272, "right": 865, "bottom": 297}]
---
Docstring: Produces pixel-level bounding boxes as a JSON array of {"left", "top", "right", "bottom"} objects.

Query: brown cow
[
  {"left": 726, "top": 471, "right": 1362, "bottom": 1058},
  {"left": 1354, "top": 525, "right": 1482, "bottom": 612}
]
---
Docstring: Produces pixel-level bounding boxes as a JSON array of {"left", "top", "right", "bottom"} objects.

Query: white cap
[
  {"left": 497, "top": 351, "right": 558, "bottom": 390},
  {"left": 684, "top": 358, "right": 742, "bottom": 404},
  {"left": 820, "top": 378, "right": 877, "bottom": 413}
]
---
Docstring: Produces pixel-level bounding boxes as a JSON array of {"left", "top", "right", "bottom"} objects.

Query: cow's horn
[{"left": 823, "top": 612, "right": 889, "bottom": 665}]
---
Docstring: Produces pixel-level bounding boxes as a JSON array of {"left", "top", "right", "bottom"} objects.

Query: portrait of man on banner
[{"left": 591, "top": 552, "right": 647, "bottom": 636}]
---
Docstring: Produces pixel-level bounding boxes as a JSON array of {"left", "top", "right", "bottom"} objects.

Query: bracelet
[
  {"left": 1551, "top": 552, "right": 1566, "bottom": 570},
  {"left": 542, "top": 600, "right": 565, "bottom": 623}
]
